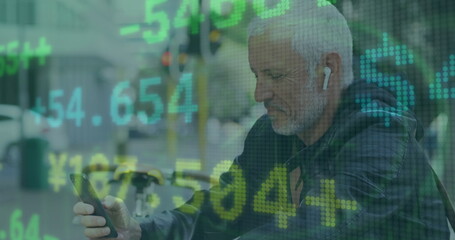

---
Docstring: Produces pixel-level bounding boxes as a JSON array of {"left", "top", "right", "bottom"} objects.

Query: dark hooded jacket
[{"left": 140, "top": 82, "right": 450, "bottom": 240}]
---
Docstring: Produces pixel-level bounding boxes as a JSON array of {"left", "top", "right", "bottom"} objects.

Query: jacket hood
[{"left": 337, "top": 81, "right": 424, "bottom": 141}]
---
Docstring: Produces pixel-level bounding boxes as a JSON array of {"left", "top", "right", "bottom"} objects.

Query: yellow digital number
[
  {"left": 69, "top": 154, "right": 83, "bottom": 195},
  {"left": 147, "top": 193, "right": 161, "bottom": 211},
  {"left": 209, "top": 160, "right": 233, "bottom": 187},
  {"left": 89, "top": 153, "right": 111, "bottom": 198},
  {"left": 173, "top": 159, "right": 203, "bottom": 214},
  {"left": 305, "top": 179, "right": 358, "bottom": 227},
  {"left": 210, "top": 164, "right": 246, "bottom": 221},
  {"left": 48, "top": 153, "right": 68, "bottom": 192},
  {"left": 114, "top": 155, "right": 138, "bottom": 200},
  {"left": 253, "top": 165, "right": 295, "bottom": 229}
]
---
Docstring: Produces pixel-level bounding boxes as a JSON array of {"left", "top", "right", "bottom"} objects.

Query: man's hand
[{"left": 73, "top": 195, "right": 142, "bottom": 240}]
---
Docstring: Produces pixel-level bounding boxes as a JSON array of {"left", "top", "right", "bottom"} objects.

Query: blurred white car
[{"left": 0, "top": 104, "right": 68, "bottom": 166}]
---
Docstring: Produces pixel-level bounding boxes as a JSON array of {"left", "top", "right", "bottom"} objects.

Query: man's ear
[{"left": 321, "top": 52, "right": 342, "bottom": 90}]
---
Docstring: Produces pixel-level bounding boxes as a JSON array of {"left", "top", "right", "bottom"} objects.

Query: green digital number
[
  {"left": 8, "top": 210, "right": 58, "bottom": 240},
  {"left": 359, "top": 33, "right": 415, "bottom": 126},
  {"left": 21, "top": 42, "right": 34, "bottom": 70},
  {"left": 429, "top": 54, "right": 455, "bottom": 99},
  {"left": 317, "top": 0, "right": 336, "bottom": 7},
  {"left": 168, "top": 73, "right": 198, "bottom": 123},
  {"left": 0, "top": 45, "right": 5, "bottom": 77},
  {"left": 66, "top": 87, "right": 85, "bottom": 127},
  {"left": 110, "top": 81, "right": 134, "bottom": 125},
  {"left": 210, "top": 0, "right": 246, "bottom": 29},
  {"left": 138, "top": 77, "right": 164, "bottom": 125},
  {"left": 35, "top": 37, "right": 52, "bottom": 66},
  {"left": 24, "top": 214, "right": 40, "bottom": 240},
  {"left": 43, "top": 236, "right": 59, "bottom": 240},
  {"left": 10, "top": 209, "right": 24, "bottom": 240},
  {"left": 174, "top": 0, "right": 204, "bottom": 34},
  {"left": 253, "top": 166, "right": 296, "bottom": 229},
  {"left": 210, "top": 164, "right": 246, "bottom": 220},
  {"left": 32, "top": 98, "right": 46, "bottom": 124},
  {"left": 48, "top": 89, "right": 65, "bottom": 128},
  {"left": 6, "top": 41, "right": 19, "bottom": 76},
  {"left": 143, "top": 0, "right": 170, "bottom": 44},
  {"left": 253, "top": 0, "right": 290, "bottom": 19}
]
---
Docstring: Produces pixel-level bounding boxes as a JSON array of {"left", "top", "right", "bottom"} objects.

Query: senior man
[{"left": 74, "top": 2, "right": 451, "bottom": 239}]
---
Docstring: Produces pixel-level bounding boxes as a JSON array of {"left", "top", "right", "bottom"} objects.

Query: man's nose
[{"left": 254, "top": 79, "right": 273, "bottom": 102}]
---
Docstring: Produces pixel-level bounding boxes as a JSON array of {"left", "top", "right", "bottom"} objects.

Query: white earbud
[{"left": 323, "top": 67, "right": 332, "bottom": 90}]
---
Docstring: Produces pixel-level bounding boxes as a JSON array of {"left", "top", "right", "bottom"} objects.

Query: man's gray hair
[{"left": 248, "top": 1, "right": 354, "bottom": 88}]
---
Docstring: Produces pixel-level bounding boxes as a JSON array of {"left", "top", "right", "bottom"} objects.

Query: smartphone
[{"left": 70, "top": 173, "right": 119, "bottom": 238}]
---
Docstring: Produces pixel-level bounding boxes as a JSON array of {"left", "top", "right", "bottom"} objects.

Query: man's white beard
[{"left": 272, "top": 79, "right": 328, "bottom": 136}]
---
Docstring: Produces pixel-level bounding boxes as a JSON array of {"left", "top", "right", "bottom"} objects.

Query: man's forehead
[
  {"left": 248, "top": 32, "right": 293, "bottom": 58},
  {"left": 248, "top": 33, "right": 304, "bottom": 70},
  {"left": 249, "top": 23, "right": 294, "bottom": 46}
]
